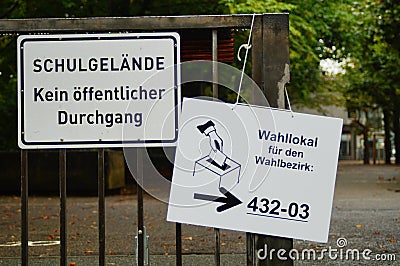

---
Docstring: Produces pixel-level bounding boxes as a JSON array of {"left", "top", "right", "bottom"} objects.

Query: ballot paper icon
[{"left": 193, "top": 120, "right": 241, "bottom": 190}]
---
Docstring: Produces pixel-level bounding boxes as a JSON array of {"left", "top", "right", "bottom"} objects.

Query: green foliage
[
  {"left": 341, "top": 0, "right": 400, "bottom": 111},
  {"left": 0, "top": 1, "right": 25, "bottom": 18},
  {"left": 137, "top": 0, "right": 224, "bottom": 15},
  {"left": 0, "top": 34, "right": 18, "bottom": 150},
  {"left": 219, "top": 0, "right": 294, "bottom": 13},
  {"left": 1, "top": 0, "right": 399, "bottom": 151}
]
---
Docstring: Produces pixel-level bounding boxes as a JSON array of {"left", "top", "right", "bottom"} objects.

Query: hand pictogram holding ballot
[
  {"left": 197, "top": 120, "right": 227, "bottom": 167},
  {"left": 197, "top": 120, "right": 223, "bottom": 152},
  {"left": 194, "top": 120, "right": 241, "bottom": 190}
]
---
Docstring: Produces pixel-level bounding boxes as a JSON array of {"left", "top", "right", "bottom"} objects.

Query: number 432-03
[{"left": 247, "top": 197, "right": 310, "bottom": 220}]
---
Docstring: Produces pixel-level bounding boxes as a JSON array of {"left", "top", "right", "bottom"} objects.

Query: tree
[{"left": 340, "top": 0, "right": 400, "bottom": 164}]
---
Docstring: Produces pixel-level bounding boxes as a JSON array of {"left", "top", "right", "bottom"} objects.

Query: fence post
[
  {"left": 252, "top": 14, "right": 293, "bottom": 266},
  {"left": 98, "top": 149, "right": 106, "bottom": 266},
  {"left": 176, "top": 223, "right": 182, "bottom": 266},
  {"left": 211, "top": 28, "right": 222, "bottom": 266},
  {"left": 246, "top": 232, "right": 256, "bottom": 265},
  {"left": 21, "top": 150, "right": 28, "bottom": 266},
  {"left": 137, "top": 148, "right": 145, "bottom": 266},
  {"left": 60, "top": 149, "right": 67, "bottom": 266}
]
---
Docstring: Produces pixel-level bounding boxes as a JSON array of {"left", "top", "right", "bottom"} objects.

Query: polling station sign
[
  {"left": 18, "top": 33, "right": 180, "bottom": 149},
  {"left": 167, "top": 98, "right": 343, "bottom": 242}
]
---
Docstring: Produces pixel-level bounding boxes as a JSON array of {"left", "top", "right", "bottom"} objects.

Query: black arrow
[{"left": 193, "top": 187, "right": 242, "bottom": 212}]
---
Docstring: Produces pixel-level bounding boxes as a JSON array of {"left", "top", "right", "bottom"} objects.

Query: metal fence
[{"left": 0, "top": 14, "right": 290, "bottom": 266}]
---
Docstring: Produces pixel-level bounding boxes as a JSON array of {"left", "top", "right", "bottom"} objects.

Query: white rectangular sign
[
  {"left": 18, "top": 33, "right": 180, "bottom": 149},
  {"left": 167, "top": 98, "right": 343, "bottom": 242}
]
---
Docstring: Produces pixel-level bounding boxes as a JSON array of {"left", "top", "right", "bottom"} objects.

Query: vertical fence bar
[
  {"left": 251, "top": 15, "right": 263, "bottom": 106},
  {"left": 245, "top": 15, "right": 263, "bottom": 265},
  {"left": 98, "top": 149, "right": 105, "bottom": 266},
  {"left": 246, "top": 233, "right": 255, "bottom": 265},
  {"left": 212, "top": 29, "right": 218, "bottom": 100},
  {"left": 176, "top": 223, "right": 182, "bottom": 266},
  {"left": 21, "top": 150, "right": 28, "bottom": 266},
  {"left": 60, "top": 149, "right": 67, "bottom": 266},
  {"left": 214, "top": 228, "right": 221, "bottom": 266},
  {"left": 211, "top": 28, "right": 221, "bottom": 266},
  {"left": 137, "top": 148, "right": 144, "bottom": 266}
]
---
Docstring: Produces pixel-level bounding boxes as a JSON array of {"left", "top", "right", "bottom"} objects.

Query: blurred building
[{"left": 294, "top": 105, "right": 387, "bottom": 162}]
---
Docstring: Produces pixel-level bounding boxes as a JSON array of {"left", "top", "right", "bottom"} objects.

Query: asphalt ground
[{"left": 0, "top": 161, "right": 399, "bottom": 265}]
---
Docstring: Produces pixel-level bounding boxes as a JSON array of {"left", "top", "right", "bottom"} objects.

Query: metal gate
[{"left": 0, "top": 14, "right": 290, "bottom": 265}]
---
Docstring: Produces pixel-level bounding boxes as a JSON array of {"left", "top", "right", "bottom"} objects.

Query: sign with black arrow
[
  {"left": 194, "top": 187, "right": 242, "bottom": 212},
  {"left": 167, "top": 98, "right": 342, "bottom": 242}
]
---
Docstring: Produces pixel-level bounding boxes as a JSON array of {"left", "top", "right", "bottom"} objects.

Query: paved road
[{"left": 0, "top": 161, "right": 399, "bottom": 265}]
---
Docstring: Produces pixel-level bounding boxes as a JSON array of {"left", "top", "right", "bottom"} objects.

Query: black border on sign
[{"left": 19, "top": 34, "right": 179, "bottom": 147}]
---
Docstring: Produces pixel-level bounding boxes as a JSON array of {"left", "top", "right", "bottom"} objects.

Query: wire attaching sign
[{"left": 17, "top": 33, "right": 180, "bottom": 149}]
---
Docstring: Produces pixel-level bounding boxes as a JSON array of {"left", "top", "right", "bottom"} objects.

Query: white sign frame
[
  {"left": 167, "top": 98, "right": 343, "bottom": 243},
  {"left": 18, "top": 33, "right": 180, "bottom": 149}
]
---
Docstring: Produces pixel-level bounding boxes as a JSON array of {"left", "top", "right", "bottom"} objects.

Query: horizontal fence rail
[{"left": 0, "top": 14, "right": 278, "bottom": 32}]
